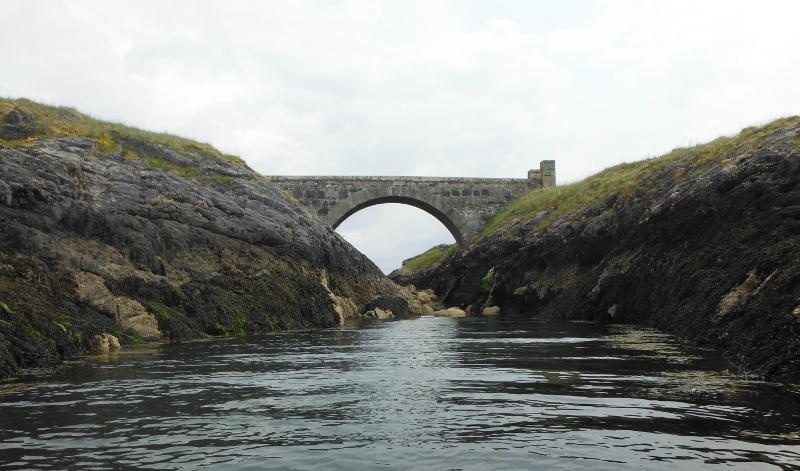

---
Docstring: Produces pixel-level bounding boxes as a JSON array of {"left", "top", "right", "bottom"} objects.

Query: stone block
[
  {"left": 277, "top": 167, "right": 556, "bottom": 247},
  {"left": 540, "top": 160, "right": 556, "bottom": 187}
]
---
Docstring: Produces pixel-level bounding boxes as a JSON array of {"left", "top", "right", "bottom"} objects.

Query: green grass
[
  {"left": 0, "top": 97, "right": 246, "bottom": 170},
  {"left": 481, "top": 267, "right": 494, "bottom": 294},
  {"left": 481, "top": 116, "right": 800, "bottom": 236},
  {"left": 402, "top": 244, "right": 457, "bottom": 273},
  {"left": 201, "top": 174, "right": 237, "bottom": 187},
  {"left": 143, "top": 156, "right": 200, "bottom": 178}
]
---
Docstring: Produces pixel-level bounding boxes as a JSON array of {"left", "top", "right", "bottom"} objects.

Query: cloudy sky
[{"left": 3, "top": 0, "right": 800, "bottom": 272}]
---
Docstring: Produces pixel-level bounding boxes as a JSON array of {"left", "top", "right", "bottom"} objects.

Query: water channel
[{"left": 0, "top": 316, "right": 799, "bottom": 470}]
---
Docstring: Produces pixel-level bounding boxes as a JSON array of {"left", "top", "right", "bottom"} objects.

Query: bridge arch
[
  {"left": 268, "top": 163, "right": 555, "bottom": 249},
  {"left": 325, "top": 186, "right": 471, "bottom": 248}
]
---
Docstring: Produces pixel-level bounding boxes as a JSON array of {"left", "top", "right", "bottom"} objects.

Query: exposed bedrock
[
  {"left": 0, "top": 130, "right": 413, "bottom": 378},
  {"left": 395, "top": 124, "right": 800, "bottom": 383}
]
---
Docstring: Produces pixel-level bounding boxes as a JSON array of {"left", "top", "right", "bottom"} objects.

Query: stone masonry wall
[
  {"left": 272, "top": 175, "right": 535, "bottom": 219},
  {"left": 267, "top": 161, "right": 555, "bottom": 247}
]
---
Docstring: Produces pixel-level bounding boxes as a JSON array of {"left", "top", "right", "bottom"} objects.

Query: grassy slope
[
  {"left": 401, "top": 244, "right": 457, "bottom": 273},
  {"left": 400, "top": 116, "right": 800, "bottom": 270},
  {"left": 0, "top": 97, "right": 249, "bottom": 175},
  {"left": 483, "top": 117, "right": 800, "bottom": 236}
]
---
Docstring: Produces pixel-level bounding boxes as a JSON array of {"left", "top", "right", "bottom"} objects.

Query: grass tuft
[{"left": 0, "top": 97, "right": 248, "bottom": 172}]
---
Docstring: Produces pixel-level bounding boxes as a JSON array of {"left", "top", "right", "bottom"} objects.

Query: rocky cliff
[
  {"left": 0, "top": 100, "right": 414, "bottom": 379},
  {"left": 394, "top": 117, "right": 800, "bottom": 383}
]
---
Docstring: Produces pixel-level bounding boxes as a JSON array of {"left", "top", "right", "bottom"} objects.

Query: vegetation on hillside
[
  {"left": 482, "top": 116, "right": 800, "bottom": 236},
  {"left": 398, "top": 116, "right": 800, "bottom": 272},
  {"left": 401, "top": 244, "right": 457, "bottom": 273},
  {"left": 0, "top": 97, "right": 248, "bottom": 172}
]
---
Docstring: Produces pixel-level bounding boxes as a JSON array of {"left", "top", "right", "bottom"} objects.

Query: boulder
[
  {"left": 4, "top": 107, "right": 35, "bottom": 125},
  {"left": 433, "top": 307, "right": 467, "bottom": 317},
  {"left": 89, "top": 334, "right": 121, "bottom": 354},
  {"left": 482, "top": 306, "right": 501, "bottom": 316}
]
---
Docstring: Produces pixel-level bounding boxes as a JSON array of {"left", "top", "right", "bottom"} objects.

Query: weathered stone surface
[
  {"left": 90, "top": 333, "right": 120, "bottom": 354},
  {"left": 116, "top": 297, "right": 161, "bottom": 340},
  {"left": 0, "top": 118, "right": 417, "bottom": 379},
  {"left": 268, "top": 161, "right": 557, "bottom": 247},
  {"left": 0, "top": 125, "right": 35, "bottom": 141},
  {"left": 75, "top": 271, "right": 117, "bottom": 318},
  {"left": 434, "top": 307, "right": 467, "bottom": 317},
  {"left": 4, "top": 106, "right": 35, "bottom": 125},
  {"left": 0, "top": 107, "right": 39, "bottom": 141},
  {"left": 401, "top": 123, "right": 800, "bottom": 384},
  {"left": 417, "top": 291, "right": 433, "bottom": 304},
  {"left": 482, "top": 306, "right": 501, "bottom": 316}
]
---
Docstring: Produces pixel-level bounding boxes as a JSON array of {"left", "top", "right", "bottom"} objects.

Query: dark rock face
[
  {"left": 396, "top": 126, "right": 800, "bottom": 383},
  {"left": 0, "top": 107, "right": 38, "bottom": 141},
  {"left": 0, "top": 133, "right": 408, "bottom": 379},
  {"left": 4, "top": 107, "right": 35, "bottom": 125},
  {"left": 0, "top": 125, "right": 35, "bottom": 141}
]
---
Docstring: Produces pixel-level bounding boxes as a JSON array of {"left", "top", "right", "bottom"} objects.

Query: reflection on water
[{"left": 0, "top": 317, "right": 799, "bottom": 470}]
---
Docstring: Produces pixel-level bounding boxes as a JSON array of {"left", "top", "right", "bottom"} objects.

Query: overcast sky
[{"left": 3, "top": 0, "right": 800, "bottom": 272}]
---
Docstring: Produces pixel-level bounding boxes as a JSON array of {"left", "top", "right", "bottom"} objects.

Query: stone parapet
[{"left": 267, "top": 161, "right": 555, "bottom": 247}]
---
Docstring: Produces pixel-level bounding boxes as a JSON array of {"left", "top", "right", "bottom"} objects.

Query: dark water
[{"left": 1, "top": 316, "right": 799, "bottom": 470}]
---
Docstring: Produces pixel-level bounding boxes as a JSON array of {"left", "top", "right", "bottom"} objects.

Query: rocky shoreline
[
  {"left": 4, "top": 101, "right": 799, "bottom": 386},
  {"left": 393, "top": 118, "right": 800, "bottom": 384},
  {"left": 0, "top": 103, "right": 422, "bottom": 379}
]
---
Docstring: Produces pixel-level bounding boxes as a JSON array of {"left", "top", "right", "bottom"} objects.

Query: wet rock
[
  {"left": 401, "top": 122, "right": 800, "bottom": 383},
  {"left": 0, "top": 126, "right": 414, "bottom": 379},
  {"left": 90, "top": 334, "right": 120, "bottom": 354}
]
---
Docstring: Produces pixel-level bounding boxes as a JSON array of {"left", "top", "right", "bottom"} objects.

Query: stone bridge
[{"left": 268, "top": 160, "right": 555, "bottom": 248}]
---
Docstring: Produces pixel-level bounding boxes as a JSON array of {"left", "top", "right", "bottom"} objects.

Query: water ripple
[{"left": 1, "top": 317, "right": 799, "bottom": 470}]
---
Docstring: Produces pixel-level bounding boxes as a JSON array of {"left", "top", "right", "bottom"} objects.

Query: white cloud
[{"left": 2, "top": 0, "right": 800, "bottom": 271}]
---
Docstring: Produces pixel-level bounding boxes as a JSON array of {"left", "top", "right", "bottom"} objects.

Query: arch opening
[
  {"left": 331, "top": 195, "right": 467, "bottom": 248},
  {"left": 334, "top": 203, "right": 457, "bottom": 274}
]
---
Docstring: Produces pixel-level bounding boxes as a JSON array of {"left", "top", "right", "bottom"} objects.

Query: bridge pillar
[
  {"left": 541, "top": 160, "right": 556, "bottom": 187},
  {"left": 529, "top": 160, "right": 556, "bottom": 187}
]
